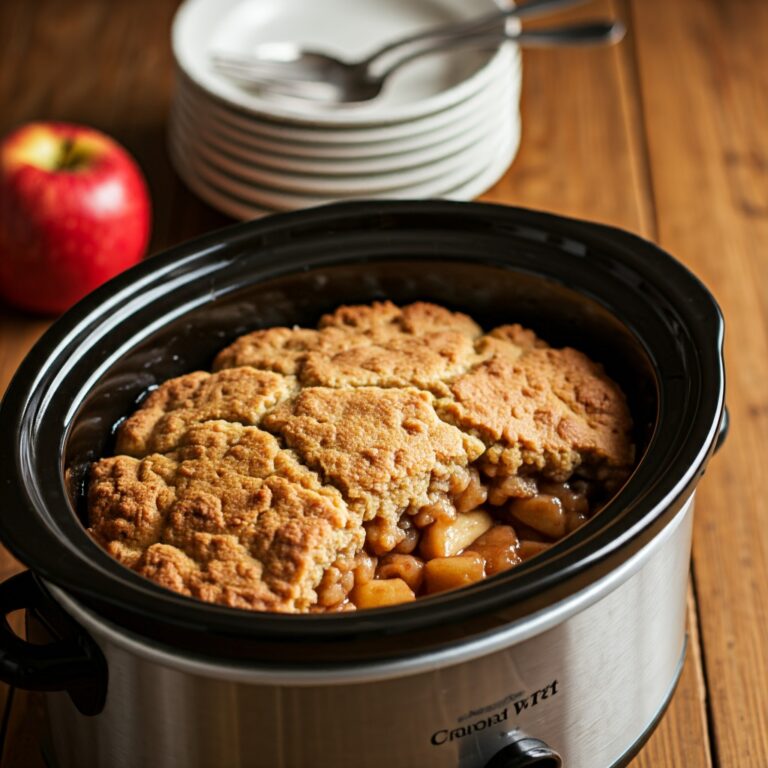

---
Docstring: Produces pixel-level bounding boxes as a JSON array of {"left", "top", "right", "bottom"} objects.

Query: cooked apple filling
[{"left": 88, "top": 301, "right": 634, "bottom": 612}]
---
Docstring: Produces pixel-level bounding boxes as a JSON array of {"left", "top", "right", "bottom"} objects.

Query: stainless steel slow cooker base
[
  {"left": 40, "top": 499, "right": 693, "bottom": 768},
  {"left": 0, "top": 202, "right": 725, "bottom": 768}
]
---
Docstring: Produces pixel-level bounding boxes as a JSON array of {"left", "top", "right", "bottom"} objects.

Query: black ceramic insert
[{"left": 0, "top": 201, "right": 725, "bottom": 664}]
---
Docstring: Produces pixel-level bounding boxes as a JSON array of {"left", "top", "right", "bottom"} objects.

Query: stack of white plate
[{"left": 170, "top": 0, "right": 522, "bottom": 219}]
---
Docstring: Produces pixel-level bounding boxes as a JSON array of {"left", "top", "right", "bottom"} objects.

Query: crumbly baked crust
[
  {"left": 262, "top": 387, "right": 485, "bottom": 554},
  {"left": 88, "top": 301, "right": 634, "bottom": 612},
  {"left": 90, "top": 421, "right": 360, "bottom": 611},
  {"left": 116, "top": 367, "right": 296, "bottom": 457}
]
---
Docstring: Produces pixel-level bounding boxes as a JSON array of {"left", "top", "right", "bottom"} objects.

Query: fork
[{"left": 212, "top": 20, "right": 625, "bottom": 103}]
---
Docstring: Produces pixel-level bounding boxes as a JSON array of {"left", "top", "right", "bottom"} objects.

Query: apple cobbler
[{"left": 88, "top": 301, "right": 634, "bottom": 612}]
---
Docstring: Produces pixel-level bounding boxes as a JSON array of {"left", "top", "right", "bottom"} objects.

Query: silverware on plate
[{"left": 210, "top": 0, "right": 624, "bottom": 103}]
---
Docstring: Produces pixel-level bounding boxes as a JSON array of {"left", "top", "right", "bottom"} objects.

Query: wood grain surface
[{"left": 0, "top": 0, "right": 765, "bottom": 766}]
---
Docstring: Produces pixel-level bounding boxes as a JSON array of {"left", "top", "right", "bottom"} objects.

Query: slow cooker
[{"left": 0, "top": 201, "right": 726, "bottom": 768}]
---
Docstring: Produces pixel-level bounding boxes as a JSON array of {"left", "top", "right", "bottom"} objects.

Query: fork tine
[
  {"left": 211, "top": 63, "right": 342, "bottom": 101},
  {"left": 211, "top": 53, "right": 319, "bottom": 81}
]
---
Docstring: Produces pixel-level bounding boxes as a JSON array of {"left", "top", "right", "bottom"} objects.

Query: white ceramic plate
[
  {"left": 171, "top": 109, "right": 514, "bottom": 210},
  {"left": 170, "top": 70, "right": 520, "bottom": 176},
  {"left": 172, "top": 0, "right": 512, "bottom": 126},
  {"left": 444, "top": 111, "right": 520, "bottom": 199},
  {"left": 174, "top": 45, "right": 519, "bottom": 144},
  {"left": 172, "top": 147, "right": 273, "bottom": 219},
  {"left": 170, "top": 98, "right": 512, "bottom": 194},
  {"left": 172, "top": 99, "right": 515, "bottom": 177},
  {"left": 170, "top": 116, "right": 519, "bottom": 220},
  {"left": 174, "top": 79, "right": 510, "bottom": 162}
]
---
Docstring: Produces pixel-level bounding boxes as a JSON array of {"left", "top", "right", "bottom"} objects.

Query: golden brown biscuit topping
[
  {"left": 91, "top": 422, "right": 359, "bottom": 612},
  {"left": 212, "top": 326, "right": 353, "bottom": 376},
  {"left": 263, "top": 387, "right": 484, "bottom": 554},
  {"left": 318, "top": 300, "right": 482, "bottom": 339},
  {"left": 116, "top": 367, "right": 295, "bottom": 457},
  {"left": 87, "top": 302, "right": 635, "bottom": 613},
  {"left": 298, "top": 331, "right": 479, "bottom": 393},
  {"left": 437, "top": 347, "right": 634, "bottom": 482}
]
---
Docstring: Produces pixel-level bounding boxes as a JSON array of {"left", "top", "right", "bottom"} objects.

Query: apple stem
[{"left": 58, "top": 138, "right": 80, "bottom": 171}]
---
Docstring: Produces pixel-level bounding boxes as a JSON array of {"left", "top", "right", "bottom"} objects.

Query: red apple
[{"left": 0, "top": 122, "right": 151, "bottom": 314}]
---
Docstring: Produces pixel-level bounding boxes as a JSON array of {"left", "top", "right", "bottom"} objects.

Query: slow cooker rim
[
  {"left": 41, "top": 495, "right": 695, "bottom": 682},
  {"left": 0, "top": 200, "right": 725, "bottom": 660}
]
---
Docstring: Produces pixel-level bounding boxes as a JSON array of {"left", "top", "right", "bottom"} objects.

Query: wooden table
[{"left": 1, "top": 0, "right": 766, "bottom": 765}]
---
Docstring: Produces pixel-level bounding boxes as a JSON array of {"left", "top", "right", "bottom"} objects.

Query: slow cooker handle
[{"left": 0, "top": 570, "right": 106, "bottom": 715}]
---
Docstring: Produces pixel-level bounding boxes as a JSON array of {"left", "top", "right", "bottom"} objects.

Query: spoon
[
  {"left": 212, "top": 20, "right": 625, "bottom": 104},
  {"left": 209, "top": 0, "right": 601, "bottom": 103}
]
